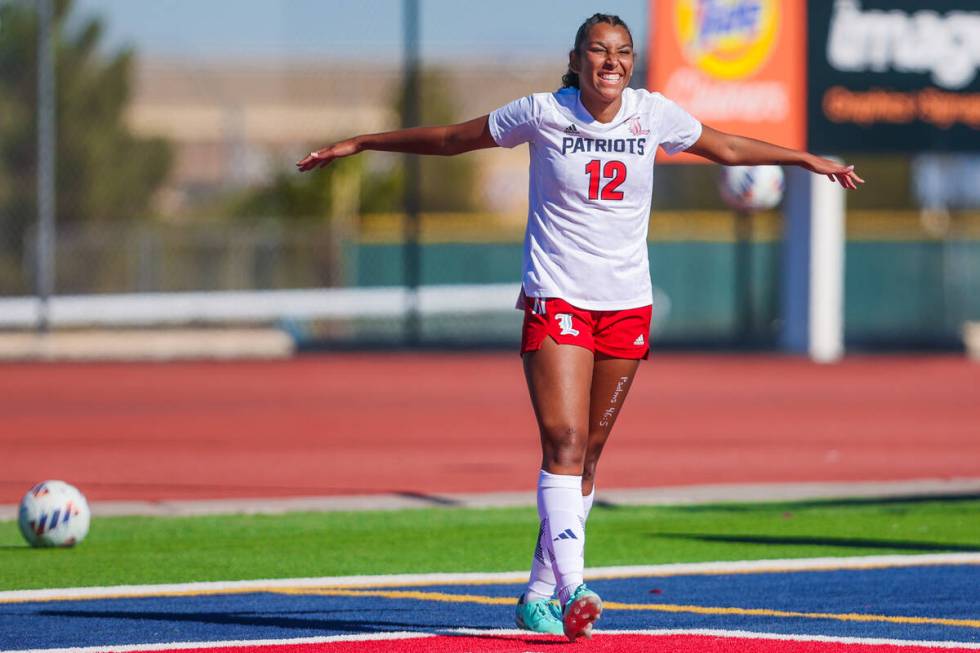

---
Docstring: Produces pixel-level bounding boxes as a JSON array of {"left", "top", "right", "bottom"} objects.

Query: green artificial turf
[{"left": 1, "top": 497, "right": 978, "bottom": 591}]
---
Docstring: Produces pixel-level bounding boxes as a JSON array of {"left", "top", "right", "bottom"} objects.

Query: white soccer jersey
[{"left": 489, "top": 87, "right": 702, "bottom": 310}]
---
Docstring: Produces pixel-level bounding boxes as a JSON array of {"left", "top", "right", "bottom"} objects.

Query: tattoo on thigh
[
  {"left": 610, "top": 376, "right": 630, "bottom": 404},
  {"left": 599, "top": 376, "right": 631, "bottom": 428}
]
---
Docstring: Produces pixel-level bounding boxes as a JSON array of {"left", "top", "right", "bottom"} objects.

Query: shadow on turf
[
  {"left": 37, "top": 608, "right": 453, "bottom": 635},
  {"left": 646, "top": 493, "right": 980, "bottom": 513},
  {"left": 35, "top": 609, "right": 564, "bottom": 647},
  {"left": 395, "top": 491, "right": 462, "bottom": 506},
  {"left": 653, "top": 532, "right": 980, "bottom": 552}
]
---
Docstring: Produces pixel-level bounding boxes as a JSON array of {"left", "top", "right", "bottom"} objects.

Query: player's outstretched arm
[
  {"left": 296, "top": 115, "right": 497, "bottom": 172},
  {"left": 686, "top": 124, "right": 865, "bottom": 190}
]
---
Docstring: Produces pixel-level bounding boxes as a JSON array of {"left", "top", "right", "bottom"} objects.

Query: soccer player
[{"left": 297, "top": 13, "right": 862, "bottom": 641}]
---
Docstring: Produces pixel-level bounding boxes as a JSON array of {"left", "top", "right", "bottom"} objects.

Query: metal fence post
[{"left": 36, "top": 0, "right": 57, "bottom": 331}]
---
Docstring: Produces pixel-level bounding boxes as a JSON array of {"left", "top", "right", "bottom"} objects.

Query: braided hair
[{"left": 561, "top": 13, "right": 633, "bottom": 89}]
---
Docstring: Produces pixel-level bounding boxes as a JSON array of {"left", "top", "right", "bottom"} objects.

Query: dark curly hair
[{"left": 561, "top": 13, "right": 634, "bottom": 89}]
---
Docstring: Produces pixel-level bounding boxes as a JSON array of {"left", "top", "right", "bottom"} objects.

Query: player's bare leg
[
  {"left": 523, "top": 337, "right": 594, "bottom": 475},
  {"left": 518, "top": 338, "right": 606, "bottom": 635},
  {"left": 523, "top": 338, "right": 611, "bottom": 640},
  {"left": 524, "top": 353, "right": 639, "bottom": 590},
  {"left": 547, "top": 355, "right": 639, "bottom": 639},
  {"left": 582, "top": 355, "right": 641, "bottom": 495}
]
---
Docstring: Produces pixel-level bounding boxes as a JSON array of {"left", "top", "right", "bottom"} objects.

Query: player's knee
[{"left": 541, "top": 424, "right": 587, "bottom": 468}]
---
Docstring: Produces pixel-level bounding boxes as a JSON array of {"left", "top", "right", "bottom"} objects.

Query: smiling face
[{"left": 570, "top": 22, "right": 634, "bottom": 116}]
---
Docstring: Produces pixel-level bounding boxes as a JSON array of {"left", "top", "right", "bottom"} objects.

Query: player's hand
[
  {"left": 805, "top": 156, "right": 865, "bottom": 191},
  {"left": 296, "top": 139, "right": 358, "bottom": 172}
]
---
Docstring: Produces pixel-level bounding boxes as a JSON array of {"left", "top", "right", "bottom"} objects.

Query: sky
[{"left": 72, "top": 0, "right": 649, "bottom": 63}]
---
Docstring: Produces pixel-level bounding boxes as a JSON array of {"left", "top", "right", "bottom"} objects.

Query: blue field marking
[{"left": 1, "top": 562, "right": 978, "bottom": 651}]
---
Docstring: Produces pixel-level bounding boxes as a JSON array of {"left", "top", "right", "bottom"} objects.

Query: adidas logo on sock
[
  {"left": 553, "top": 528, "right": 578, "bottom": 541},
  {"left": 633, "top": 334, "right": 645, "bottom": 346},
  {"left": 564, "top": 124, "right": 579, "bottom": 134}
]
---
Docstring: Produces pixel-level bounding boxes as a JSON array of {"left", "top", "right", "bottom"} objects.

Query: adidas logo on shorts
[{"left": 633, "top": 334, "right": 645, "bottom": 346}]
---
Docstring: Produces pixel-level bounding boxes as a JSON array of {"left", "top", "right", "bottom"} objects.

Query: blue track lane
[{"left": 1, "top": 564, "right": 978, "bottom": 650}]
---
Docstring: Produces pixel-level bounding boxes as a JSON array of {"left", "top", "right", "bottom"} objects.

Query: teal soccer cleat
[
  {"left": 561, "top": 584, "right": 602, "bottom": 641},
  {"left": 515, "top": 594, "right": 564, "bottom": 635}
]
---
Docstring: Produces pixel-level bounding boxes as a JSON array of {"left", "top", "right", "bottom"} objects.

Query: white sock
[
  {"left": 583, "top": 485, "right": 596, "bottom": 521},
  {"left": 525, "top": 522, "right": 556, "bottom": 603},
  {"left": 537, "top": 470, "right": 586, "bottom": 606},
  {"left": 525, "top": 483, "right": 596, "bottom": 603}
]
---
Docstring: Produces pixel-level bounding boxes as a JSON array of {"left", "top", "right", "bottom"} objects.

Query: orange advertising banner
[{"left": 647, "top": 0, "right": 806, "bottom": 163}]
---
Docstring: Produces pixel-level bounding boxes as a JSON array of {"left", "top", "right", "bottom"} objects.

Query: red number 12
[{"left": 585, "top": 159, "right": 626, "bottom": 201}]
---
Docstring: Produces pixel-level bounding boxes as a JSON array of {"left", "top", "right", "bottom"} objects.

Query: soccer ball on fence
[
  {"left": 718, "top": 165, "right": 785, "bottom": 212},
  {"left": 18, "top": 480, "right": 91, "bottom": 548}
]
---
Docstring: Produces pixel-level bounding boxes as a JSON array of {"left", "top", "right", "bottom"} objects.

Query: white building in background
[{"left": 126, "top": 59, "right": 558, "bottom": 217}]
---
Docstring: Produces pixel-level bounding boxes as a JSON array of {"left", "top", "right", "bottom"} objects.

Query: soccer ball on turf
[
  {"left": 718, "top": 165, "right": 785, "bottom": 211},
  {"left": 18, "top": 480, "right": 90, "bottom": 548}
]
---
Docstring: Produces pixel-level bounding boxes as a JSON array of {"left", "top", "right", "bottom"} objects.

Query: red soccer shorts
[{"left": 520, "top": 297, "right": 652, "bottom": 359}]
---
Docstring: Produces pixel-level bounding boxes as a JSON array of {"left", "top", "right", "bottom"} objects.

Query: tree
[
  {"left": 0, "top": 0, "right": 172, "bottom": 263},
  {"left": 361, "top": 67, "right": 479, "bottom": 213},
  {"left": 222, "top": 157, "right": 361, "bottom": 222},
  {"left": 231, "top": 67, "right": 479, "bottom": 220}
]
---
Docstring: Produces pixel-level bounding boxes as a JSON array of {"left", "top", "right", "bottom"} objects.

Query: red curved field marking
[
  {"left": 89, "top": 633, "right": 980, "bottom": 653},
  {"left": 1, "top": 354, "right": 978, "bottom": 503},
  {"left": 310, "top": 633, "right": 980, "bottom": 652}
]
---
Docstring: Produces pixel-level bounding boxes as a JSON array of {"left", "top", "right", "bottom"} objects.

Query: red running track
[{"left": 1, "top": 354, "right": 978, "bottom": 503}]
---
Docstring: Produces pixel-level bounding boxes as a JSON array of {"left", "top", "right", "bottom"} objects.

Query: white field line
[
  {"left": 450, "top": 628, "right": 980, "bottom": 650},
  {"left": 2, "top": 552, "right": 979, "bottom": 604},
  {"left": 2, "top": 477, "right": 980, "bottom": 520},
  {"left": 0, "top": 632, "right": 435, "bottom": 653},
  {"left": 6, "top": 628, "right": 980, "bottom": 653}
]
